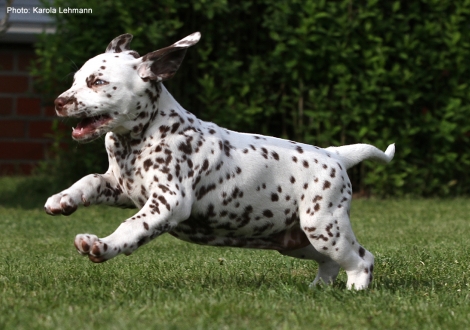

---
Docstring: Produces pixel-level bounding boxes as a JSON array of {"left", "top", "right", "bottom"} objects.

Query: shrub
[{"left": 32, "top": 0, "right": 470, "bottom": 196}]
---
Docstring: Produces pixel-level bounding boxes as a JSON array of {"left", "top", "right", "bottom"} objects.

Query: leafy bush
[{"left": 33, "top": 0, "right": 470, "bottom": 196}]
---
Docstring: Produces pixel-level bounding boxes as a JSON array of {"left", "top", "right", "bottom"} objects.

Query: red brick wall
[{"left": 0, "top": 44, "right": 59, "bottom": 175}]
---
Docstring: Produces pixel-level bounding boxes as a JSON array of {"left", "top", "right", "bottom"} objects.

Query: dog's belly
[{"left": 168, "top": 218, "right": 310, "bottom": 251}]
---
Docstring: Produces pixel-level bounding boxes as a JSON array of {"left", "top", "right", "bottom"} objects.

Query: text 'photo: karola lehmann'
[{"left": 7, "top": 6, "right": 92, "bottom": 14}]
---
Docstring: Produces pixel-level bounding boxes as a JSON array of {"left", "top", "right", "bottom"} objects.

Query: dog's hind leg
[
  {"left": 300, "top": 207, "right": 374, "bottom": 290},
  {"left": 280, "top": 245, "right": 341, "bottom": 286}
]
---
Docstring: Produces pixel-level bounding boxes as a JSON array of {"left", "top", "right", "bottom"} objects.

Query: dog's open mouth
[{"left": 72, "top": 114, "right": 113, "bottom": 140}]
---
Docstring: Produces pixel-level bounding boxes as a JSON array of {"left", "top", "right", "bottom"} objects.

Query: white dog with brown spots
[{"left": 45, "top": 32, "right": 395, "bottom": 290}]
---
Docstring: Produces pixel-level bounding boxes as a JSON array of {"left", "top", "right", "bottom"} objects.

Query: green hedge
[{"left": 33, "top": 0, "right": 470, "bottom": 196}]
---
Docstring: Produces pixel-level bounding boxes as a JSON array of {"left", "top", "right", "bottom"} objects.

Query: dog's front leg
[
  {"left": 44, "top": 171, "right": 132, "bottom": 216},
  {"left": 74, "top": 194, "right": 190, "bottom": 262}
]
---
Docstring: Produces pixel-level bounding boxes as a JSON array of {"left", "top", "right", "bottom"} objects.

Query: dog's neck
[{"left": 113, "top": 82, "right": 200, "bottom": 145}]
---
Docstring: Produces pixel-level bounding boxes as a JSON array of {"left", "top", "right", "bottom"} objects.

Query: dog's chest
[
  {"left": 106, "top": 135, "right": 158, "bottom": 205},
  {"left": 106, "top": 129, "right": 210, "bottom": 206}
]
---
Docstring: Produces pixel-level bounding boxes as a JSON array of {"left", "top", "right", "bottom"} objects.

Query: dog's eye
[{"left": 94, "top": 79, "right": 107, "bottom": 86}]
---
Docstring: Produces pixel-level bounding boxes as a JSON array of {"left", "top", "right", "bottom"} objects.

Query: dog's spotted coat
[{"left": 45, "top": 32, "right": 395, "bottom": 290}]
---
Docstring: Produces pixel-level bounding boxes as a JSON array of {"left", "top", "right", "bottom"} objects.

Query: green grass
[{"left": 0, "top": 177, "right": 469, "bottom": 329}]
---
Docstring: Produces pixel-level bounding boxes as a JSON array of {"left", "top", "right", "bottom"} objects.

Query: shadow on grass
[{"left": 0, "top": 176, "right": 69, "bottom": 209}]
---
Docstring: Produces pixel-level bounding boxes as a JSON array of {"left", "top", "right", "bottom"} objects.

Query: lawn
[{"left": 0, "top": 177, "right": 469, "bottom": 329}]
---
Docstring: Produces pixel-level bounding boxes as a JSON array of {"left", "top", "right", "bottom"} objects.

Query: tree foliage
[{"left": 33, "top": 0, "right": 470, "bottom": 196}]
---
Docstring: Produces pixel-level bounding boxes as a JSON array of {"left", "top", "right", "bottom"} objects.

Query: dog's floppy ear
[
  {"left": 137, "top": 32, "right": 201, "bottom": 81},
  {"left": 106, "top": 34, "right": 133, "bottom": 53}
]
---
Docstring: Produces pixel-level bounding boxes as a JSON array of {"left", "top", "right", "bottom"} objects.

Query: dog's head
[{"left": 54, "top": 32, "right": 201, "bottom": 142}]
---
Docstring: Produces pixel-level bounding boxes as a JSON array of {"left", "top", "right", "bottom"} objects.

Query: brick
[
  {"left": 0, "top": 97, "right": 13, "bottom": 116},
  {"left": 0, "top": 120, "right": 25, "bottom": 138},
  {"left": 17, "top": 52, "right": 37, "bottom": 72},
  {"left": 0, "top": 141, "right": 45, "bottom": 160},
  {"left": 0, "top": 75, "right": 29, "bottom": 93},
  {"left": 0, "top": 53, "right": 14, "bottom": 71},
  {"left": 44, "top": 105, "right": 57, "bottom": 117},
  {"left": 0, "top": 162, "right": 36, "bottom": 175},
  {"left": 17, "top": 97, "right": 42, "bottom": 116},
  {"left": 28, "top": 120, "right": 57, "bottom": 139}
]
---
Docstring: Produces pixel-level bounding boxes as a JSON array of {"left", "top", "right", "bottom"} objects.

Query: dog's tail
[{"left": 325, "top": 143, "right": 395, "bottom": 170}]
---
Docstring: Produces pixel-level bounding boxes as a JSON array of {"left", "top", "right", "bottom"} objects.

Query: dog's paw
[
  {"left": 74, "top": 234, "right": 115, "bottom": 263},
  {"left": 74, "top": 234, "right": 99, "bottom": 255},
  {"left": 44, "top": 190, "right": 90, "bottom": 216},
  {"left": 74, "top": 234, "right": 125, "bottom": 263}
]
